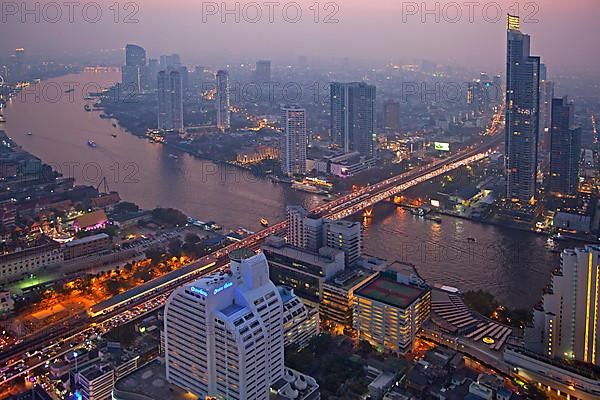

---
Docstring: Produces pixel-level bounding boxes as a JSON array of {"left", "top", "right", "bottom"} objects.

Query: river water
[{"left": 3, "top": 71, "right": 558, "bottom": 309}]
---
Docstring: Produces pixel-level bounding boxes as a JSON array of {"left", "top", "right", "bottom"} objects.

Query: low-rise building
[
  {"left": 0, "top": 290, "right": 14, "bottom": 316},
  {"left": 553, "top": 211, "right": 591, "bottom": 233},
  {"left": 73, "top": 210, "right": 108, "bottom": 232},
  {"left": 0, "top": 238, "right": 63, "bottom": 284},
  {"left": 263, "top": 237, "right": 345, "bottom": 305},
  {"left": 320, "top": 267, "right": 379, "bottom": 331},
  {"left": 327, "top": 152, "right": 377, "bottom": 178},
  {"left": 353, "top": 271, "right": 431, "bottom": 353},
  {"left": 63, "top": 233, "right": 111, "bottom": 260},
  {"left": 504, "top": 346, "right": 600, "bottom": 400}
]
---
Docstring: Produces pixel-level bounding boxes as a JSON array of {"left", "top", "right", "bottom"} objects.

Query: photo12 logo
[
  {"left": 201, "top": 1, "right": 340, "bottom": 24},
  {"left": 1, "top": 2, "right": 140, "bottom": 24}
]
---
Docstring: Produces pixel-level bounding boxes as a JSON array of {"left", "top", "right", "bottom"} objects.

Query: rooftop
[
  {"left": 220, "top": 303, "right": 245, "bottom": 317},
  {"left": 113, "top": 360, "right": 197, "bottom": 400},
  {"left": 65, "top": 233, "right": 109, "bottom": 247},
  {"left": 356, "top": 276, "right": 428, "bottom": 309}
]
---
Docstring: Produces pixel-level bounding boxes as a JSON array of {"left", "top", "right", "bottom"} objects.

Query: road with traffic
[{"left": 0, "top": 110, "right": 504, "bottom": 388}]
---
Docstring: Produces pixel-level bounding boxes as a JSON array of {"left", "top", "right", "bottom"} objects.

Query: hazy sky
[{"left": 3, "top": 0, "right": 599, "bottom": 74}]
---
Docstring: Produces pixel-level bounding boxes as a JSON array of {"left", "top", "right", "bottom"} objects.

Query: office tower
[
  {"left": 505, "top": 15, "right": 541, "bottom": 203},
  {"left": 177, "top": 65, "right": 189, "bottom": 93},
  {"left": 281, "top": 105, "right": 307, "bottom": 176},
  {"left": 147, "top": 58, "right": 160, "bottom": 90},
  {"left": 164, "top": 250, "right": 285, "bottom": 399},
  {"left": 216, "top": 70, "right": 231, "bottom": 131},
  {"left": 549, "top": 97, "right": 582, "bottom": 196},
  {"left": 324, "top": 220, "right": 362, "bottom": 266},
  {"left": 353, "top": 271, "right": 431, "bottom": 353},
  {"left": 121, "top": 44, "right": 146, "bottom": 93},
  {"left": 526, "top": 245, "right": 600, "bottom": 366},
  {"left": 255, "top": 60, "right": 271, "bottom": 84},
  {"left": 11, "top": 48, "right": 25, "bottom": 82},
  {"left": 539, "top": 66, "right": 555, "bottom": 155},
  {"left": 383, "top": 100, "right": 401, "bottom": 132},
  {"left": 160, "top": 54, "right": 181, "bottom": 68},
  {"left": 157, "top": 70, "right": 184, "bottom": 132},
  {"left": 330, "top": 82, "right": 377, "bottom": 157}
]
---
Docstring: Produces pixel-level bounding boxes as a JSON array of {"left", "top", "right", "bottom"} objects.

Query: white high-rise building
[
  {"left": 164, "top": 249, "right": 285, "bottom": 399},
  {"left": 157, "top": 70, "right": 183, "bottom": 132},
  {"left": 216, "top": 70, "right": 231, "bottom": 131},
  {"left": 281, "top": 105, "right": 307, "bottom": 176},
  {"left": 286, "top": 205, "right": 308, "bottom": 248},
  {"left": 526, "top": 245, "right": 600, "bottom": 365}
]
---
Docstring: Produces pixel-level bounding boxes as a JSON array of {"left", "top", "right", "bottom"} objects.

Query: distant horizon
[{"left": 2, "top": 0, "right": 599, "bottom": 77}]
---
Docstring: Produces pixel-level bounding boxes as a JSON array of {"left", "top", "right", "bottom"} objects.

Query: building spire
[{"left": 507, "top": 14, "right": 521, "bottom": 31}]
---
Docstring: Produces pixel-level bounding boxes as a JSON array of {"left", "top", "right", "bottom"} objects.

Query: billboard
[{"left": 434, "top": 142, "right": 450, "bottom": 151}]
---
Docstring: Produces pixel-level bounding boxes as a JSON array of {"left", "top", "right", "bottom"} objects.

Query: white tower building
[
  {"left": 281, "top": 105, "right": 307, "bottom": 176},
  {"left": 526, "top": 245, "right": 600, "bottom": 365},
  {"left": 164, "top": 249, "right": 285, "bottom": 399}
]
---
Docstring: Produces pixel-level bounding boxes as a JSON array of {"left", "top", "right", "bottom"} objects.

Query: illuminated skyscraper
[
  {"left": 549, "top": 97, "right": 581, "bottom": 196},
  {"left": 526, "top": 245, "right": 600, "bottom": 366},
  {"left": 164, "top": 250, "right": 285, "bottom": 399},
  {"left": 281, "top": 105, "right": 307, "bottom": 176},
  {"left": 157, "top": 70, "right": 183, "bottom": 132},
  {"left": 538, "top": 64, "right": 554, "bottom": 156},
  {"left": 330, "top": 82, "right": 376, "bottom": 157},
  {"left": 216, "top": 70, "right": 231, "bottom": 131},
  {"left": 121, "top": 44, "right": 147, "bottom": 93},
  {"left": 505, "top": 15, "right": 541, "bottom": 203}
]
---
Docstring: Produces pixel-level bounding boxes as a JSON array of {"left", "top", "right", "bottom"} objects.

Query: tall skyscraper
[
  {"left": 330, "top": 82, "right": 376, "bottom": 157},
  {"left": 383, "top": 100, "right": 401, "bottom": 132},
  {"left": 549, "top": 97, "right": 581, "bottom": 196},
  {"left": 255, "top": 60, "right": 271, "bottom": 84},
  {"left": 160, "top": 54, "right": 181, "bottom": 68},
  {"left": 281, "top": 105, "right": 307, "bottom": 176},
  {"left": 147, "top": 58, "right": 160, "bottom": 90},
  {"left": 216, "top": 70, "right": 231, "bottom": 132},
  {"left": 164, "top": 249, "right": 285, "bottom": 399},
  {"left": 539, "top": 64, "right": 555, "bottom": 156},
  {"left": 157, "top": 70, "right": 184, "bottom": 132},
  {"left": 121, "top": 44, "right": 147, "bottom": 94},
  {"left": 505, "top": 15, "right": 541, "bottom": 203},
  {"left": 526, "top": 245, "right": 600, "bottom": 366}
]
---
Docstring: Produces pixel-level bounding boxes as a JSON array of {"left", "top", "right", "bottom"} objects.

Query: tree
[
  {"left": 146, "top": 246, "right": 165, "bottom": 264},
  {"left": 463, "top": 289, "right": 498, "bottom": 317},
  {"left": 184, "top": 233, "right": 201, "bottom": 244},
  {"left": 169, "top": 238, "right": 183, "bottom": 256},
  {"left": 105, "top": 279, "right": 122, "bottom": 296},
  {"left": 114, "top": 202, "right": 139, "bottom": 214},
  {"left": 152, "top": 208, "right": 187, "bottom": 227}
]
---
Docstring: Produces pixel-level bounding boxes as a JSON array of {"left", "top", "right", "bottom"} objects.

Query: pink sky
[{"left": 3, "top": 0, "right": 599, "bottom": 74}]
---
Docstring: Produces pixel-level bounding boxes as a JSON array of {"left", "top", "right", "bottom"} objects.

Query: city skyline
[
  {"left": 2, "top": 1, "right": 600, "bottom": 74},
  {"left": 0, "top": 3, "right": 599, "bottom": 400}
]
